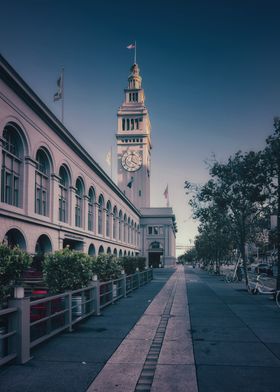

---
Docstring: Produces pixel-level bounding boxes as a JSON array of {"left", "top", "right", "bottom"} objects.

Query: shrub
[
  {"left": 0, "top": 244, "right": 32, "bottom": 303},
  {"left": 43, "top": 248, "right": 93, "bottom": 294},
  {"left": 119, "top": 256, "right": 147, "bottom": 275},
  {"left": 91, "top": 254, "right": 122, "bottom": 281}
]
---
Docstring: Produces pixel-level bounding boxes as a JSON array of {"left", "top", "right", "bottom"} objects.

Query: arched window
[
  {"left": 58, "top": 165, "right": 70, "bottom": 223},
  {"left": 1, "top": 124, "right": 24, "bottom": 207},
  {"left": 106, "top": 201, "right": 111, "bottom": 237},
  {"left": 113, "top": 206, "right": 118, "bottom": 239},
  {"left": 98, "top": 245, "right": 104, "bottom": 255},
  {"left": 137, "top": 224, "right": 140, "bottom": 247},
  {"left": 128, "top": 217, "right": 131, "bottom": 244},
  {"left": 88, "top": 187, "right": 95, "bottom": 231},
  {"left": 98, "top": 195, "right": 104, "bottom": 235},
  {"left": 35, "top": 149, "right": 50, "bottom": 216},
  {"left": 131, "top": 220, "right": 134, "bottom": 245},
  {"left": 88, "top": 243, "right": 96, "bottom": 256},
  {"left": 75, "top": 177, "right": 84, "bottom": 227},
  {"left": 119, "top": 210, "right": 123, "bottom": 241},
  {"left": 124, "top": 214, "right": 127, "bottom": 243}
]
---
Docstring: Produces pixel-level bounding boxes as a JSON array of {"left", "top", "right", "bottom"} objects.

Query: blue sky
[{"left": 1, "top": 0, "right": 280, "bottom": 254}]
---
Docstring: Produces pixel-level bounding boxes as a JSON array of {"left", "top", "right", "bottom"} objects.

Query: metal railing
[
  {"left": 0, "top": 307, "right": 17, "bottom": 366},
  {"left": 0, "top": 268, "right": 153, "bottom": 366}
]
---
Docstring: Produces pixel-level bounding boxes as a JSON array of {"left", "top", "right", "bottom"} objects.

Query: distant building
[{"left": 0, "top": 55, "right": 176, "bottom": 267}]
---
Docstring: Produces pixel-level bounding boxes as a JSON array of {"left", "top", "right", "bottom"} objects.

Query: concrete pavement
[
  {"left": 87, "top": 265, "right": 197, "bottom": 392},
  {"left": 187, "top": 266, "right": 280, "bottom": 392}
]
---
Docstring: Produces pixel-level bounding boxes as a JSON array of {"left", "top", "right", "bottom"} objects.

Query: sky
[{"left": 1, "top": 0, "right": 280, "bottom": 255}]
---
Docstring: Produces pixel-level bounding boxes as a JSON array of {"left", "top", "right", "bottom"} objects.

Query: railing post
[
  {"left": 111, "top": 281, "right": 114, "bottom": 303},
  {"left": 91, "top": 280, "right": 100, "bottom": 316},
  {"left": 122, "top": 270, "right": 127, "bottom": 297},
  {"left": 8, "top": 297, "right": 31, "bottom": 364},
  {"left": 68, "top": 291, "right": 73, "bottom": 332},
  {"left": 136, "top": 268, "right": 140, "bottom": 288}
]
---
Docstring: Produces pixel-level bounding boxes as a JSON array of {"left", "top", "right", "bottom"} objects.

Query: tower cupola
[{"left": 128, "top": 63, "right": 142, "bottom": 89}]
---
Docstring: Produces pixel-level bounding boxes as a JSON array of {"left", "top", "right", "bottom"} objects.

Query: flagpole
[
  {"left": 110, "top": 146, "right": 113, "bottom": 179},
  {"left": 134, "top": 41, "right": 137, "bottom": 64},
  {"left": 61, "top": 67, "right": 64, "bottom": 124}
]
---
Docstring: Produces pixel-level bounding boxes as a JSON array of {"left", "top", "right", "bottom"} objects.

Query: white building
[{"left": 0, "top": 54, "right": 176, "bottom": 267}]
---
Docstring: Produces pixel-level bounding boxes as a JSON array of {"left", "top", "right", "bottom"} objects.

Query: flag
[
  {"left": 54, "top": 72, "right": 63, "bottom": 101},
  {"left": 106, "top": 150, "right": 112, "bottom": 166},
  {"left": 127, "top": 177, "right": 134, "bottom": 188},
  {"left": 163, "top": 185, "right": 168, "bottom": 199},
  {"left": 127, "top": 43, "right": 135, "bottom": 49}
]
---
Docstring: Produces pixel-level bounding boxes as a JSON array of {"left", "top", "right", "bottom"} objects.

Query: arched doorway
[
  {"left": 35, "top": 234, "right": 52, "bottom": 254},
  {"left": 4, "top": 228, "right": 26, "bottom": 250},
  {"left": 148, "top": 241, "right": 164, "bottom": 268}
]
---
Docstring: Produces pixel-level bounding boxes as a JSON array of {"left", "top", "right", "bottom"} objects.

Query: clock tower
[{"left": 116, "top": 63, "right": 151, "bottom": 209}]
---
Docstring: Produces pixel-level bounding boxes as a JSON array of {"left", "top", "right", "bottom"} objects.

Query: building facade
[{"left": 0, "top": 55, "right": 176, "bottom": 267}]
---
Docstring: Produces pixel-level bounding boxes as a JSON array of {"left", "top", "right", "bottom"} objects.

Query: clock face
[{"left": 121, "top": 151, "right": 142, "bottom": 172}]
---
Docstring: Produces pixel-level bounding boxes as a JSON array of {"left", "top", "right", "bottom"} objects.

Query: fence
[{"left": 0, "top": 268, "right": 153, "bottom": 366}]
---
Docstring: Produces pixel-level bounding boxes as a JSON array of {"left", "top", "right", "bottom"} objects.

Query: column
[
  {"left": 69, "top": 186, "right": 76, "bottom": 227},
  {"left": 94, "top": 202, "right": 98, "bottom": 234},
  {"left": 24, "top": 157, "right": 37, "bottom": 217},
  {"left": 51, "top": 174, "right": 60, "bottom": 224},
  {"left": 83, "top": 195, "right": 89, "bottom": 231}
]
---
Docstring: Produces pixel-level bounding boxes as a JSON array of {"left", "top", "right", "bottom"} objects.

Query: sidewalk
[
  {"left": 87, "top": 265, "right": 197, "bottom": 392},
  {"left": 187, "top": 266, "right": 280, "bottom": 392},
  {"left": 0, "top": 269, "right": 174, "bottom": 392}
]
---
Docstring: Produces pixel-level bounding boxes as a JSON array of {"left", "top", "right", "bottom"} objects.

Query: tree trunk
[{"left": 240, "top": 225, "right": 249, "bottom": 286}]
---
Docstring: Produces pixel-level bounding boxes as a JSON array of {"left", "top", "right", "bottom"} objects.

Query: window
[
  {"left": 106, "top": 201, "right": 111, "bottom": 237},
  {"left": 119, "top": 211, "right": 123, "bottom": 241},
  {"left": 126, "top": 119, "right": 130, "bottom": 130},
  {"left": 88, "top": 187, "right": 95, "bottom": 231},
  {"left": 1, "top": 124, "right": 23, "bottom": 207},
  {"left": 135, "top": 119, "right": 139, "bottom": 129},
  {"left": 122, "top": 119, "right": 125, "bottom": 131},
  {"left": 98, "top": 195, "right": 104, "bottom": 235},
  {"left": 75, "top": 178, "right": 84, "bottom": 227},
  {"left": 148, "top": 226, "right": 162, "bottom": 235},
  {"left": 59, "top": 166, "right": 69, "bottom": 223},
  {"left": 35, "top": 149, "right": 50, "bottom": 216},
  {"left": 124, "top": 214, "right": 127, "bottom": 242},
  {"left": 139, "top": 190, "right": 141, "bottom": 197},
  {"left": 113, "top": 206, "right": 117, "bottom": 239},
  {"left": 128, "top": 218, "right": 131, "bottom": 243},
  {"left": 131, "top": 119, "right": 134, "bottom": 130}
]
